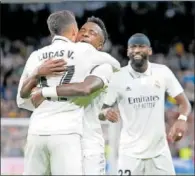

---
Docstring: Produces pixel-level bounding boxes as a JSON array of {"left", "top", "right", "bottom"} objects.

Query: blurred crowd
[
  {"left": 1, "top": 36, "right": 194, "bottom": 161},
  {"left": 1, "top": 2, "right": 194, "bottom": 163}
]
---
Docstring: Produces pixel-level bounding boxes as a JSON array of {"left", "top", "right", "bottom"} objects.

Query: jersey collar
[
  {"left": 128, "top": 61, "right": 152, "bottom": 78},
  {"left": 52, "top": 35, "right": 72, "bottom": 43}
]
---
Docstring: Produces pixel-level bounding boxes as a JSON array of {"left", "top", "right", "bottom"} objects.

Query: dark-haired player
[{"left": 76, "top": 16, "right": 112, "bottom": 175}]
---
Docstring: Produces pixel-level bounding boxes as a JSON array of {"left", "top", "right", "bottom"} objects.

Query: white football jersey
[
  {"left": 17, "top": 35, "right": 120, "bottom": 136},
  {"left": 104, "top": 62, "right": 184, "bottom": 158},
  {"left": 82, "top": 52, "right": 120, "bottom": 156}
]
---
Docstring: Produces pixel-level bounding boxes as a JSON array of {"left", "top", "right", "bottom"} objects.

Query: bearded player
[{"left": 100, "top": 33, "right": 191, "bottom": 175}]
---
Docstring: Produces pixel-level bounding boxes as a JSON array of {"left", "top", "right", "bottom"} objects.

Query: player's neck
[
  {"left": 61, "top": 33, "right": 75, "bottom": 42},
  {"left": 131, "top": 62, "right": 148, "bottom": 73}
]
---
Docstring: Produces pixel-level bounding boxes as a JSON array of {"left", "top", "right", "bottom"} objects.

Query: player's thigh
[
  {"left": 49, "top": 134, "right": 83, "bottom": 175},
  {"left": 23, "top": 135, "right": 50, "bottom": 175},
  {"left": 84, "top": 153, "right": 106, "bottom": 175},
  {"left": 118, "top": 154, "right": 144, "bottom": 175},
  {"left": 145, "top": 151, "right": 176, "bottom": 175}
]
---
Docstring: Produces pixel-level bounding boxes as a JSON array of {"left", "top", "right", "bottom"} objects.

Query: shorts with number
[
  {"left": 23, "top": 134, "right": 83, "bottom": 175},
  {"left": 118, "top": 150, "right": 175, "bottom": 175},
  {"left": 83, "top": 153, "right": 106, "bottom": 175}
]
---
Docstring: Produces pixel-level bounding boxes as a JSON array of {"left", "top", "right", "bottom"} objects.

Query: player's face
[
  {"left": 76, "top": 22, "right": 104, "bottom": 50},
  {"left": 127, "top": 44, "right": 152, "bottom": 67}
]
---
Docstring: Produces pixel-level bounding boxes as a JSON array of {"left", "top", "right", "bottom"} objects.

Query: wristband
[
  {"left": 42, "top": 87, "right": 58, "bottom": 98},
  {"left": 178, "top": 114, "right": 187, "bottom": 121}
]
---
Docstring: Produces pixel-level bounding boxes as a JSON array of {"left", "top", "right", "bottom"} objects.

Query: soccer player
[
  {"left": 17, "top": 11, "right": 119, "bottom": 175},
  {"left": 23, "top": 16, "right": 119, "bottom": 175},
  {"left": 99, "top": 33, "right": 191, "bottom": 175},
  {"left": 77, "top": 17, "right": 115, "bottom": 175}
]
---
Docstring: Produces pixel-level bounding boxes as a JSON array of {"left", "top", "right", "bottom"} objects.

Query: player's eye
[
  {"left": 89, "top": 30, "right": 97, "bottom": 36},
  {"left": 129, "top": 45, "right": 136, "bottom": 49}
]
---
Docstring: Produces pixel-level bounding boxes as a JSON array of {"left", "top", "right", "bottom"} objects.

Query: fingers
[
  {"left": 51, "top": 72, "right": 66, "bottom": 76},
  {"left": 45, "top": 59, "right": 67, "bottom": 65},
  {"left": 106, "top": 109, "right": 119, "bottom": 123},
  {"left": 173, "top": 128, "right": 183, "bottom": 142},
  {"left": 168, "top": 127, "right": 175, "bottom": 142},
  {"left": 50, "top": 67, "right": 66, "bottom": 72},
  {"left": 52, "top": 61, "right": 67, "bottom": 68},
  {"left": 45, "top": 59, "right": 67, "bottom": 73},
  {"left": 30, "top": 89, "right": 44, "bottom": 108},
  {"left": 168, "top": 127, "right": 184, "bottom": 142}
]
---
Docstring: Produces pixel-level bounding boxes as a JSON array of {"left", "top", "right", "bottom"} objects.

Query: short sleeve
[
  {"left": 89, "top": 63, "right": 113, "bottom": 85},
  {"left": 164, "top": 66, "right": 184, "bottom": 98},
  {"left": 77, "top": 43, "right": 121, "bottom": 71},
  {"left": 103, "top": 73, "right": 120, "bottom": 106},
  {"left": 16, "top": 51, "right": 39, "bottom": 111}
]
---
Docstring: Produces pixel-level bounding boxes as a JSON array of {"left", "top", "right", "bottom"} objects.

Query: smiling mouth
[
  {"left": 79, "top": 38, "right": 89, "bottom": 43},
  {"left": 134, "top": 55, "right": 142, "bottom": 60}
]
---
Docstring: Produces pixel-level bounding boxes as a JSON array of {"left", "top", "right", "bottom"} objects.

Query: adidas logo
[{"left": 126, "top": 86, "right": 131, "bottom": 91}]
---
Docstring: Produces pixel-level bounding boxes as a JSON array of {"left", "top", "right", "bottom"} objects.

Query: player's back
[{"left": 29, "top": 36, "right": 119, "bottom": 136}]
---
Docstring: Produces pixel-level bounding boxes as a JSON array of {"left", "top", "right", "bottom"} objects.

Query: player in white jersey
[
  {"left": 20, "top": 16, "right": 120, "bottom": 175},
  {"left": 99, "top": 33, "right": 191, "bottom": 175},
  {"left": 76, "top": 17, "right": 120, "bottom": 175},
  {"left": 17, "top": 11, "right": 119, "bottom": 175}
]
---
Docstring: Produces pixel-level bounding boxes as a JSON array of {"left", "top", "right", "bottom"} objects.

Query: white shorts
[
  {"left": 23, "top": 134, "right": 83, "bottom": 175},
  {"left": 83, "top": 153, "right": 106, "bottom": 175},
  {"left": 118, "top": 150, "right": 175, "bottom": 175}
]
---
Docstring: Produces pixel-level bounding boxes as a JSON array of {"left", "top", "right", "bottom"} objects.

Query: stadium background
[{"left": 1, "top": 1, "right": 194, "bottom": 175}]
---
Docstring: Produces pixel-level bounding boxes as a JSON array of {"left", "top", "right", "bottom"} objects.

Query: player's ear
[
  {"left": 71, "top": 24, "right": 78, "bottom": 41},
  {"left": 148, "top": 47, "right": 152, "bottom": 56},
  {"left": 97, "top": 41, "right": 103, "bottom": 50}
]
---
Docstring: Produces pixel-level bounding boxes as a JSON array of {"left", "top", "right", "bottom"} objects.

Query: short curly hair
[
  {"left": 47, "top": 10, "right": 76, "bottom": 35},
  {"left": 87, "top": 16, "right": 108, "bottom": 44}
]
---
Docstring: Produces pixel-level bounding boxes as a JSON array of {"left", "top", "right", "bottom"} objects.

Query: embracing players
[{"left": 17, "top": 10, "right": 120, "bottom": 175}]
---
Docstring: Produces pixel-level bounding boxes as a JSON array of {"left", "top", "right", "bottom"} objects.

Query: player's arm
[
  {"left": 99, "top": 74, "right": 120, "bottom": 121},
  {"left": 41, "top": 63, "right": 113, "bottom": 98},
  {"left": 20, "top": 59, "right": 66, "bottom": 98},
  {"left": 16, "top": 52, "right": 38, "bottom": 111},
  {"left": 165, "top": 66, "right": 191, "bottom": 142}
]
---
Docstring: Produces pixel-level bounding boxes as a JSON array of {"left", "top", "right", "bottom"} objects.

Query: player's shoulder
[
  {"left": 36, "top": 43, "right": 53, "bottom": 54},
  {"left": 75, "top": 42, "right": 96, "bottom": 51},
  {"left": 111, "top": 65, "right": 127, "bottom": 79},
  {"left": 27, "top": 50, "right": 39, "bottom": 63},
  {"left": 150, "top": 63, "right": 174, "bottom": 79},
  {"left": 98, "top": 51, "right": 121, "bottom": 70},
  {"left": 150, "top": 62, "right": 171, "bottom": 72}
]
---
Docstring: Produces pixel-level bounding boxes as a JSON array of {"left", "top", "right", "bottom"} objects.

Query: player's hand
[
  {"left": 167, "top": 119, "right": 188, "bottom": 142},
  {"left": 36, "top": 59, "right": 67, "bottom": 77},
  {"left": 31, "top": 87, "right": 45, "bottom": 108},
  {"left": 104, "top": 108, "right": 120, "bottom": 123}
]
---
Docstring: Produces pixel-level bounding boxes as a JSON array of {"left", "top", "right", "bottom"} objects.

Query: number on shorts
[
  {"left": 118, "top": 169, "right": 131, "bottom": 176},
  {"left": 39, "top": 65, "right": 75, "bottom": 101}
]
